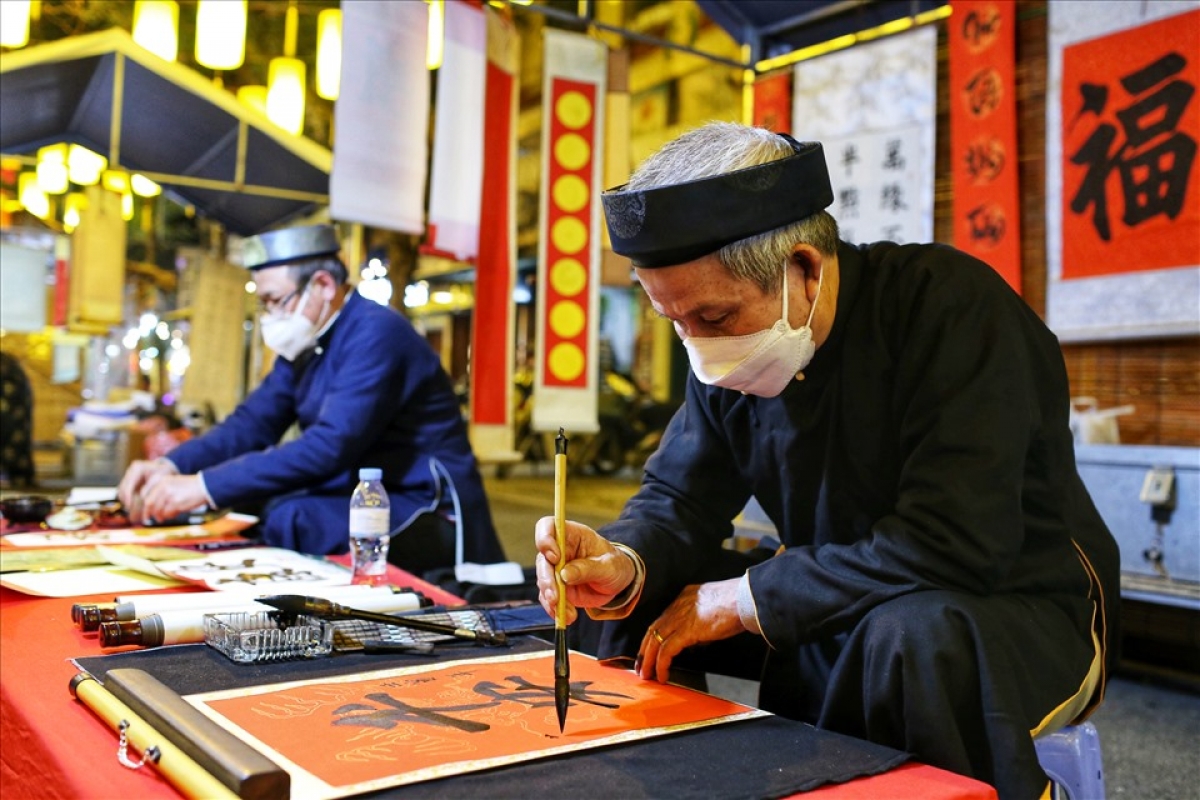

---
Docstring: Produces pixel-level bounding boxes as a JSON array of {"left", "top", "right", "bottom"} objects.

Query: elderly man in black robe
[{"left": 534, "top": 122, "right": 1118, "bottom": 800}]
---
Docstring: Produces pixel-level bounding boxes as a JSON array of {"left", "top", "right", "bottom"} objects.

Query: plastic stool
[{"left": 1035, "top": 722, "right": 1106, "bottom": 800}]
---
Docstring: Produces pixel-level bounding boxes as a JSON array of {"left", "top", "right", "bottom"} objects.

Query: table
[{"left": 0, "top": 563, "right": 997, "bottom": 799}]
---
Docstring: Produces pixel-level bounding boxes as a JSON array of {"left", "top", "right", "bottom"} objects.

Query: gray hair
[
  {"left": 285, "top": 255, "right": 348, "bottom": 287},
  {"left": 628, "top": 122, "right": 839, "bottom": 293}
]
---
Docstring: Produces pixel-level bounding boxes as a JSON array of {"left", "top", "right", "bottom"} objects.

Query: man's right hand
[
  {"left": 117, "top": 459, "right": 178, "bottom": 522},
  {"left": 534, "top": 516, "right": 637, "bottom": 625}
]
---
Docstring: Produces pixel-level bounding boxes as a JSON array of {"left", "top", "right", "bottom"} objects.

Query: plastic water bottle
[{"left": 349, "top": 468, "right": 391, "bottom": 586}]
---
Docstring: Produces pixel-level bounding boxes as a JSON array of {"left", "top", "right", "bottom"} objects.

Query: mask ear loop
[{"left": 795, "top": 259, "right": 823, "bottom": 329}]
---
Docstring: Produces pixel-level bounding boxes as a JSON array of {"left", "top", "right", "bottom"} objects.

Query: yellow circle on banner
[
  {"left": 550, "top": 299, "right": 586, "bottom": 339},
  {"left": 556, "top": 91, "right": 592, "bottom": 129},
  {"left": 554, "top": 133, "right": 590, "bottom": 173},
  {"left": 551, "top": 257, "right": 587, "bottom": 297},
  {"left": 549, "top": 341, "right": 585, "bottom": 381},
  {"left": 552, "top": 217, "right": 587, "bottom": 255},
  {"left": 552, "top": 174, "right": 589, "bottom": 214}
]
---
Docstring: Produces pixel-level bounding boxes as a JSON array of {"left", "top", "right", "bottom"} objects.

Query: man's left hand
[
  {"left": 637, "top": 578, "right": 746, "bottom": 682},
  {"left": 138, "top": 474, "right": 209, "bottom": 524}
]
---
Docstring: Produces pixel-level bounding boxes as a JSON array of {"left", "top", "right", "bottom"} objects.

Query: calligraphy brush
[
  {"left": 256, "top": 595, "right": 508, "bottom": 646},
  {"left": 553, "top": 428, "right": 571, "bottom": 732}
]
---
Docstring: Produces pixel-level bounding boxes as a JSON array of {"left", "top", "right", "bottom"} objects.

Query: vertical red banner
[
  {"left": 753, "top": 71, "right": 792, "bottom": 134},
  {"left": 949, "top": 0, "right": 1022, "bottom": 293},
  {"left": 1059, "top": 9, "right": 1200, "bottom": 280},
  {"left": 470, "top": 9, "right": 518, "bottom": 441},
  {"left": 53, "top": 235, "right": 70, "bottom": 327}
]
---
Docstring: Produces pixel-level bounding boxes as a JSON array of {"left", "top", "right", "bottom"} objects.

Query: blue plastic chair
[{"left": 1035, "top": 722, "right": 1106, "bottom": 800}]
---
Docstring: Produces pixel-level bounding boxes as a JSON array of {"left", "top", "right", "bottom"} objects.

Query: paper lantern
[
  {"left": 36, "top": 143, "right": 69, "bottom": 195},
  {"left": 316, "top": 9, "right": 342, "bottom": 100},
  {"left": 0, "top": 0, "right": 31, "bottom": 48},
  {"left": 63, "top": 192, "right": 89, "bottom": 231},
  {"left": 18, "top": 172, "right": 50, "bottom": 219},
  {"left": 131, "top": 174, "right": 161, "bottom": 198},
  {"left": 195, "top": 0, "right": 247, "bottom": 70},
  {"left": 102, "top": 169, "right": 129, "bottom": 194},
  {"left": 121, "top": 191, "right": 135, "bottom": 222},
  {"left": 267, "top": 57, "right": 306, "bottom": 135},
  {"left": 67, "top": 144, "right": 106, "bottom": 186},
  {"left": 132, "top": 0, "right": 179, "bottom": 62},
  {"left": 237, "top": 85, "right": 268, "bottom": 115}
]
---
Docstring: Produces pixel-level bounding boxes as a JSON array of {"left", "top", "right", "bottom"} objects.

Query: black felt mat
[{"left": 73, "top": 639, "right": 909, "bottom": 799}]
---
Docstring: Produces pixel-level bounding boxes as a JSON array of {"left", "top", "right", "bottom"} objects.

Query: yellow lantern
[
  {"left": 267, "top": 57, "right": 306, "bottom": 135},
  {"left": 63, "top": 192, "right": 89, "bottom": 231},
  {"left": 316, "top": 9, "right": 342, "bottom": 101},
  {"left": 426, "top": 0, "right": 444, "bottom": 71},
  {"left": 67, "top": 144, "right": 106, "bottom": 186},
  {"left": 18, "top": 172, "right": 50, "bottom": 219},
  {"left": 0, "top": 0, "right": 32, "bottom": 49},
  {"left": 130, "top": 173, "right": 162, "bottom": 198},
  {"left": 195, "top": 0, "right": 247, "bottom": 70},
  {"left": 102, "top": 169, "right": 129, "bottom": 194},
  {"left": 132, "top": 0, "right": 179, "bottom": 62},
  {"left": 36, "top": 143, "right": 69, "bottom": 195},
  {"left": 236, "top": 85, "right": 268, "bottom": 115},
  {"left": 121, "top": 191, "right": 135, "bottom": 222}
]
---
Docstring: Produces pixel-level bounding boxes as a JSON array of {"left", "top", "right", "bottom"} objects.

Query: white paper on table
[
  {"left": 65, "top": 486, "right": 120, "bottom": 506},
  {"left": 153, "top": 547, "right": 353, "bottom": 592},
  {"left": 96, "top": 544, "right": 172, "bottom": 578},
  {"left": 0, "top": 565, "right": 185, "bottom": 597},
  {"left": 454, "top": 560, "right": 526, "bottom": 586}
]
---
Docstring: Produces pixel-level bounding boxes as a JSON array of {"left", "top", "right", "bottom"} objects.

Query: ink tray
[{"left": 205, "top": 611, "right": 335, "bottom": 664}]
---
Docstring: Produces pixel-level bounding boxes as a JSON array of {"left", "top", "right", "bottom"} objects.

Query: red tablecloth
[{"left": 0, "top": 563, "right": 996, "bottom": 800}]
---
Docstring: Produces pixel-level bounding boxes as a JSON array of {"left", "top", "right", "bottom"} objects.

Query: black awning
[
  {"left": 696, "top": 0, "right": 946, "bottom": 63},
  {"left": 0, "top": 28, "right": 331, "bottom": 236}
]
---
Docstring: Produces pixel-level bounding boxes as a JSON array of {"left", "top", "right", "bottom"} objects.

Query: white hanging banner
[
  {"left": 330, "top": 2, "right": 429, "bottom": 235},
  {"left": 427, "top": 0, "right": 486, "bottom": 261},
  {"left": 531, "top": 30, "right": 606, "bottom": 435},
  {"left": 0, "top": 243, "right": 47, "bottom": 332},
  {"left": 792, "top": 26, "right": 937, "bottom": 245}
]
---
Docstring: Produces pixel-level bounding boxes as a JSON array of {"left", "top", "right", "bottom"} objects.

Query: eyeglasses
[{"left": 257, "top": 280, "right": 309, "bottom": 315}]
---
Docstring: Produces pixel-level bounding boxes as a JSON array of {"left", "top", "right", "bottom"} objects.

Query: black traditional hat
[
  {"left": 601, "top": 136, "right": 834, "bottom": 269},
  {"left": 241, "top": 224, "right": 341, "bottom": 270}
]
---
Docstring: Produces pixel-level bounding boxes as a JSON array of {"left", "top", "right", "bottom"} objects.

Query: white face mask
[
  {"left": 682, "top": 263, "right": 822, "bottom": 398},
  {"left": 260, "top": 285, "right": 317, "bottom": 361}
]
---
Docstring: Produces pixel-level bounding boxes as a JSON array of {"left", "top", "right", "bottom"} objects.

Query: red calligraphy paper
[
  {"left": 1060, "top": 9, "right": 1200, "bottom": 279},
  {"left": 187, "top": 651, "right": 766, "bottom": 798},
  {"left": 949, "top": 0, "right": 1022, "bottom": 293}
]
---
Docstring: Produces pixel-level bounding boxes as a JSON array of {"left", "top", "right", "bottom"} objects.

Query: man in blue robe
[{"left": 119, "top": 224, "right": 504, "bottom": 572}]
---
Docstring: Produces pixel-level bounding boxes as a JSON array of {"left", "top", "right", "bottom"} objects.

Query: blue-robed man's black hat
[{"left": 600, "top": 135, "right": 834, "bottom": 269}]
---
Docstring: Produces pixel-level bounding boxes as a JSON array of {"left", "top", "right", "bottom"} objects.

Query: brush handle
[{"left": 553, "top": 429, "right": 569, "bottom": 631}]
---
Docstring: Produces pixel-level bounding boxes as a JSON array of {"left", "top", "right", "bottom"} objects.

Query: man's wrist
[
  {"left": 587, "top": 543, "right": 646, "bottom": 620},
  {"left": 600, "top": 543, "right": 643, "bottom": 610}
]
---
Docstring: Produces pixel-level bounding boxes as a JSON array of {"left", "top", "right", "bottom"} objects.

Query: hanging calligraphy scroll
[
  {"left": 532, "top": 30, "right": 606, "bottom": 434},
  {"left": 948, "top": 0, "right": 1022, "bottom": 294},
  {"left": 186, "top": 651, "right": 766, "bottom": 798},
  {"left": 792, "top": 26, "right": 937, "bottom": 245},
  {"left": 1046, "top": 1, "right": 1200, "bottom": 341}
]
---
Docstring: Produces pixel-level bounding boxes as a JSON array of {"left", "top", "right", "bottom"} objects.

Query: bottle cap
[{"left": 358, "top": 467, "right": 382, "bottom": 481}]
